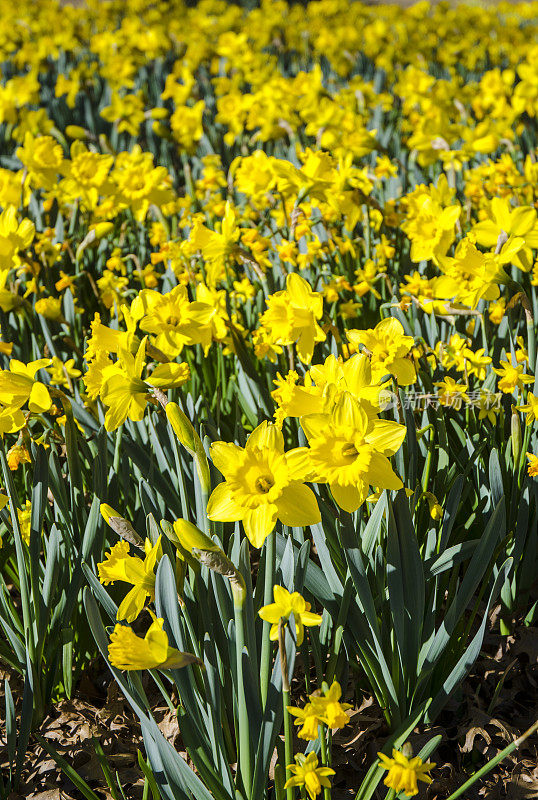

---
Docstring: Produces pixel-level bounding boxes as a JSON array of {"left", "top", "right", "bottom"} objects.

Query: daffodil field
[{"left": 1, "top": 0, "right": 538, "bottom": 797}]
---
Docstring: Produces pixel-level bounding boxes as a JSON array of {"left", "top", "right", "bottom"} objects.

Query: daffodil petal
[{"left": 276, "top": 483, "right": 320, "bottom": 527}]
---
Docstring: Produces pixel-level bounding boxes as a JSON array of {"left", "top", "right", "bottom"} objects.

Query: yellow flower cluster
[
  {"left": 4, "top": 2, "right": 538, "bottom": 796},
  {"left": 0, "top": 0, "right": 536, "bottom": 547}
]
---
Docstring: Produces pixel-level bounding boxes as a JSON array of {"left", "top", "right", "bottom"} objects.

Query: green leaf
[
  {"left": 425, "top": 541, "right": 478, "bottom": 577},
  {"left": 439, "top": 475, "right": 463, "bottom": 551},
  {"left": 92, "top": 737, "right": 122, "bottom": 800},
  {"left": 488, "top": 449, "right": 504, "bottom": 509},
  {"left": 16, "top": 653, "right": 35, "bottom": 782},
  {"left": 427, "top": 558, "right": 512, "bottom": 721},
  {"left": 387, "top": 492, "right": 425, "bottom": 696},
  {"left": 361, "top": 491, "right": 387, "bottom": 560},
  {"left": 5, "top": 678, "right": 16, "bottom": 768},
  {"left": 82, "top": 496, "right": 103, "bottom": 562},
  {"left": 338, "top": 513, "right": 399, "bottom": 719},
  {"left": 82, "top": 562, "right": 119, "bottom": 622},
  {"left": 419, "top": 498, "right": 505, "bottom": 674},
  {"left": 29, "top": 445, "right": 48, "bottom": 638},
  {"left": 138, "top": 750, "right": 163, "bottom": 800}
]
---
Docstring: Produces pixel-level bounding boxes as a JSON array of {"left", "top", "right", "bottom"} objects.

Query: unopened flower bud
[{"left": 65, "top": 125, "right": 87, "bottom": 139}]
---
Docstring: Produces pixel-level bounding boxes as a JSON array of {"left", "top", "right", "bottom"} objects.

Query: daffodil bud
[
  {"left": 229, "top": 570, "right": 247, "bottom": 607},
  {"left": 76, "top": 223, "right": 114, "bottom": 262},
  {"left": 100, "top": 503, "right": 143, "bottom": 548},
  {"left": 166, "top": 403, "right": 211, "bottom": 493},
  {"left": 166, "top": 402, "right": 196, "bottom": 455},
  {"left": 65, "top": 125, "right": 87, "bottom": 139},
  {"left": 100, "top": 503, "right": 120, "bottom": 525},
  {"left": 511, "top": 406, "right": 521, "bottom": 465},
  {"left": 150, "top": 107, "right": 169, "bottom": 120},
  {"left": 172, "top": 518, "right": 220, "bottom": 553},
  {"left": 91, "top": 222, "right": 114, "bottom": 239},
  {"left": 169, "top": 518, "right": 246, "bottom": 605},
  {"left": 423, "top": 492, "right": 443, "bottom": 521}
]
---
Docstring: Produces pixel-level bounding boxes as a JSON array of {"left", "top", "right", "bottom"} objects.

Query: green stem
[
  {"left": 479, "top": 313, "right": 488, "bottom": 356},
  {"left": 422, "top": 426, "right": 435, "bottom": 492},
  {"left": 302, "top": 636, "right": 311, "bottom": 696},
  {"left": 318, "top": 724, "right": 331, "bottom": 800},
  {"left": 260, "top": 531, "right": 275, "bottom": 709},
  {"left": 113, "top": 424, "right": 123, "bottom": 474},
  {"left": 235, "top": 597, "right": 252, "bottom": 797},
  {"left": 526, "top": 314, "right": 535, "bottom": 378},
  {"left": 279, "top": 621, "right": 294, "bottom": 800},
  {"left": 283, "top": 687, "right": 293, "bottom": 800},
  {"left": 517, "top": 421, "right": 532, "bottom": 489}
]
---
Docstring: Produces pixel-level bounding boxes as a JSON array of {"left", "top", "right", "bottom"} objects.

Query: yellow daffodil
[
  {"left": 472, "top": 196, "right": 538, "bottom": 271},
  {"left": 288, "top": 680, "right": 351, "bottom": 739},
  {"left": 494, "top": 359, "right": 534, "bottom": 394},
  {"left": 98, "top": 536, "right": 162, "bottom": 623},
  {"left": 84, "top": 311, "right": 139, "bottom": 363},
  {"left": 0, "top": 358, "right": 52, "bottom": 413},
  {"left": 284, "top": 752, "right": 335, "bottom": 800},
  {"left": 526, "top": 452, "right": 538, "bottom": 476},
  {"left": 147, "top": 362, "right": 190, "bottom": 389},
  {"left": 289, "top": 392, "right": 405, "bottom": 513},
  {"left": 108, "top": 615, "right": 200, "bottom": 671},
  {"left": 258, "top": 273, "right": 326, "bottom": 364},
  {"left": 101, "top": 91, "right": 146, "bottom": 137},
  {"left": 377, "top": 748, "right": 435, "bottom": 797},
  {"left": 309, "top": 681, "right": 352, "bottom": 729},
  {"left": 287, "top": 702, "right": 322, "bottom": 740},
  {"left": 189, "top": 201, "right": 240, "bottom": 286},
  {"left": 401, "top": 175, "right": 460, "bottom": 264},
  {"left": 516, "top": 391, "right": 538, "bottom": 424},
  {"left": 422, "top": 491, "right": 443, "bottom": 520},
  {"left": 347, "top": 318, "right": 416, "bottom": 385},
  {"left": 0, "top": 205, "right": 35, "bottom": 270},
  {"left": 258, "top": 585, "right": 322, "bottom": 646},
  {"left": 47, "top": 356, "right": 82, "bottom": 388},
  {"left": 131, "top": 285, "right": 215, "bottom": 359},
  {"left": 100, "top": 338, "right": 149, "bottom": 431},
  {"left": 464, "top": 347, "right": 491, "bottom": 380},
  {"left": 0, "top": 407, "right": 26, "bottom": 437},
  {"left": 272, "top": 352, "right": 383, "bottom": 426},
  {"left": 16, "top": 133, "right": 63, "bottom": 190},
  {"left": 17, "top": 500, "right": 32, "bottom": 545},
  {"left": 206, "top": 420, "right": 321, "bottom": 548},
  {"left": 433, "top": 377, "right": 470, "bottom": 410},
  {"left": 436, "top": 236, "right": 519, "bottom": 309},
  {"left": 6, "top": 443, "right": 31, "bottom": 470}
]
